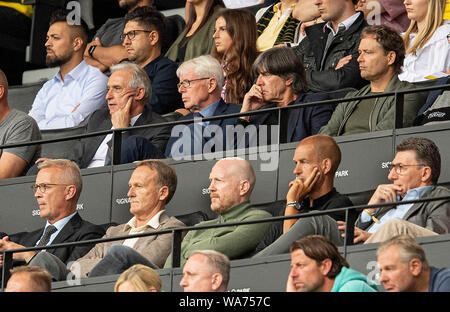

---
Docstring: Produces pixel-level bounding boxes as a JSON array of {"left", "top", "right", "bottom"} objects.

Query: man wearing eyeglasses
[
  {"left": 341, "top": 136, "right": 450, "bottom": 244},
  {"left": 121, "top": 6, "right": 181, "bottom": 115},
  {"left": 0, "top": 159, "right": 105, "bottom": 270},
  {"left": 164, "top": 55, "right": 241, "bottom": 159}
]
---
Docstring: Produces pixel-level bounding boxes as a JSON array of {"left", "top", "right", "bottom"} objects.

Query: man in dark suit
[
  {"left": 165, "top": 55, "right": 241, "bottom": 159},
  {"left": 74, "top": 61, "right": 171, "bottom": 168},
  {"left": 0, "top": 159, "right": 105, "bottom": 270},
  {"left": 236, "top": 47, "right": 333, "bottom": 147}
]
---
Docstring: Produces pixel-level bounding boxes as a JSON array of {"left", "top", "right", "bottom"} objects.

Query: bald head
[
  {"left": 208, "top": 158, "right": 256, "bottom": 214},
  {"left": 298, "top": 135, "right": 341, "bottom": 175}
]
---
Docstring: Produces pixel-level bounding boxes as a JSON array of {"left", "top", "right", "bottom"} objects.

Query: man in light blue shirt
[
  {"left": 28, "top": 9, "right": 108, "bottom": 130},
  {"left": 345, "top": 137, "right": 450, "bottom": 244}
]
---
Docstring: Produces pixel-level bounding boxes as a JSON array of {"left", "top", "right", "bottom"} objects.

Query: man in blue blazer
[
  {"left": 165, "top": 55, "right": 241, "bottom": 159},
  {"left": 235, "top": 47, "right": 333, "bottom": 147},
  {"left": 0, "top": 159, "right": 105, "bottom": 273}
]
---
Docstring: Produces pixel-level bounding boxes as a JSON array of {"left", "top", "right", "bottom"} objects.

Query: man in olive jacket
[{"left": 319, "top": 25, "right": 425, "bottom": 137}]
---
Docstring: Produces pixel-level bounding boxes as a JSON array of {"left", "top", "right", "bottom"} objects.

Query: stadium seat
[{"left": 7, "top": 81, "right": 45, "bottom": 113}]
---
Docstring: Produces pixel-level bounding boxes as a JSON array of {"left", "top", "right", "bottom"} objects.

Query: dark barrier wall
[
  {"left": 1, "top": 124, "right": 450, "bottom": 235},
  {"left": 51, "top": 234, "right": 450, "bottom": 292}
]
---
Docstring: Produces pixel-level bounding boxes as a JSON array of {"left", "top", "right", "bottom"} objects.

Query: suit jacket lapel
[
  {"left": 287, "top": 94, "right": 304, "bottom": 142},
  {"left": 51, "top": 213, "right": 81, "bottom": 245},
  {"left": 209, "top": 99, "right": 227, "bottom": 127}
]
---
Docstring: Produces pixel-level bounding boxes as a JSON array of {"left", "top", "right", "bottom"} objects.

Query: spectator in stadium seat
[
  {"left": 253, "top": 134, "right": 354, "bottom": 255},
  {"left": 0, "top": 159, "right": 105, "bottom": 269},
  {"left": 235, "top": 47, "right": 333, "bottom": 146},
  {"left": 254, "top": 137, "right": 450, "bottom": 256},
  {"left": 345, "top": 137, "right": 450, "bottom": 244},
  {"left": 72, "top": 62, "right": 170, "bottom": 168},
  {"left": 180, "top": 250, "right": 230, "bottom": 292},
  {"left": 255, "top": 0, "right": 300, "bottom": 52},
  {"left": 293, "top": 0, "right": 369, "bottom": 92},
  {"left": 28, "top": 9, "right": 108, "bottom": 130},
  {"left": 84, "top": 0, "right": 152, "bottom": 71},
  {"left": 211, "top": 8, "right": 258, "bottom": 104},
  {"left": 0, "top": 69, "right": 41, "bottom": 178},
  {"left": 164, "top": 158, "right": 272, "bottom": 268},
  {"left": 399, "top": 0, "right": 450, "bottom": 82},
  {"left": 377, "top": 235, "right": 450, "bottom": 292},
  {"left": 287, "top": 235, "right": 378, "bottom": 292},
  {"left": 164, "top": 55, "right": 241, "bottom": 159},
  {"left": 28, "top": 160, "right": 185, "bottom": 280},
  {"left": 121, "top": 6, "right": 182, "bottom": 115},
  {"left": 5, "top": 266, "right": 52, "bottom": 292},
  {"left": 356, "top": 0, "right": 410, "bottom": 33},
  {"left": 319, "top": 25, "right": 423, "bottom": 137},
  {"left": 114, "top": 264, "right": 162, "bottom": 292},
  {"left": 166, "top": 0, "right": 225, "bottom": 64}
]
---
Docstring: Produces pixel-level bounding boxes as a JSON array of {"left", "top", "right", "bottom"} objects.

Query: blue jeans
[{"left": 88, "top": 245, "right": 159, "bottom": 277}]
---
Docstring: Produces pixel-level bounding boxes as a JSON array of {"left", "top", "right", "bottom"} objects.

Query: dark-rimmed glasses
[{"left": 120, "top": 30, "right": 152, "bottom": 41}]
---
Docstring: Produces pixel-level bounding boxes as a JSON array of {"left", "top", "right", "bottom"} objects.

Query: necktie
[{"left": 36, "top": 225, "right": 57, "bottom": 247}]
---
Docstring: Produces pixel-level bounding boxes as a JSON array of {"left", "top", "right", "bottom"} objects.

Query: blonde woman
[
  {"left": 114, "top": 264, "right": 162, "bottom": 292},
  {"left": 399, "top": 0, "right": 450, "bottom": 82}
]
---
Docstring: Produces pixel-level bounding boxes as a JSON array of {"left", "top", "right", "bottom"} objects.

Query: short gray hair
[
  {"left": 377, "top": 235, "right": 430, "bottom": 270},
  {"left": 176, "top": 55, "right": 225, "bottom": 90},
  {"left": 188, "top": 249, "right": 230, "bottom": 288},
  {"left": 37, "top": 159, "right": 82, "bottom": 201},
  {"left": 110, "top": 62, "right": 152, "bottom": 104}
]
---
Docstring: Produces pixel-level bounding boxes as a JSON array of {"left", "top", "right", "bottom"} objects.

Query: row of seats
[{"left": 1, "top": 122, "right": 450, "bottom": 236}]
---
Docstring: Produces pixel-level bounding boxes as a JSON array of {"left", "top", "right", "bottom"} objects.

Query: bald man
[
  {"left": 253, "top": 134, "right": 354, "bottom": 257},
  {"left": 164, "top": 158, "right": 272, "bottom": 268},
  {"left": 0, "top": 70, "right": 41, "bottom": 178}
]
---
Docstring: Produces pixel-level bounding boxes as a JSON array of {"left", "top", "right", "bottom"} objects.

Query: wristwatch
[
  {"left": 88, "top": 45, "right": 97, "bottom": 57},
  {"left": 286, "top": 201, "right": 300, "bottom": 210}
]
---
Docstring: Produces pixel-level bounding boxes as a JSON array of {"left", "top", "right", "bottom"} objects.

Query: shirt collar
[
  {"left": 401, "top": 185, "right": 435, "bottom": 201},
  {"left": 130, "top": 113, "right": 142, "bottom": 126},
  {"left": 45, "top": 211, "right": 77, "bottom": 232},
  {"left": 324, "top": 12, "right": 360, "bottom": 36},
  {"left": 124, "top": 209, "right": 165, "bottom": 231},
  {"left": 219, "top": 201, "right": 251, "bottom": 222},
  {"left": 199, "top": 98, "right": 221, "bottom": 118},
  {"left": 300, "top": 188, "right": 338, "bottom": 210},
  {"left": 54, "top": 60, "right": 88, "bottom": 83}
]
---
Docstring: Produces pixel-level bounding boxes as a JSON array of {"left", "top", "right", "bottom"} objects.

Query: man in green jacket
[
  {"left": 164, "top": 157, "right": 272, "bottom": 268},
  {"left": 287, "top": 235, "right": 378, "bottom": 292},
  {"left": 319, "top": 25, "right": 425, "bottom": 137}
]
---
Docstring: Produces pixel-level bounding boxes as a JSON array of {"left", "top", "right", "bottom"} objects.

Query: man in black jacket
[
  {"left": 293, "top": 0, "right": 368, "bottom": 92},
  {"left": 0, "top": 159, "right": 105, "bottom": 270},
  {"left": 75, "top": 61, "right": 170, "bottom": 168}
]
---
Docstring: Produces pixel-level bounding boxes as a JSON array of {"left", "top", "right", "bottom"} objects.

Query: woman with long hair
[
  {"left": 399, "top": 0, "right": 450, "bottom": 82},
  {"left": 211, "top": 9, "right": 258, "bottom": 104},
  {"left": 166, "top": 0, "right": 225, "bottom": 63}
]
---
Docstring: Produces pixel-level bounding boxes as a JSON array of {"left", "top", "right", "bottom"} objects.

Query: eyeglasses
[
  {"left": 177, "top": 78, "right": 210, "bottom": 89},
  {"left": 388, "top": 164, "right": 426, "bottom": 175},
  {"left": 31, "top": 183, "right": 71, "bottom": 193},
  {"left": 120, "top": 29, "right": 152, "bottom": 41}
]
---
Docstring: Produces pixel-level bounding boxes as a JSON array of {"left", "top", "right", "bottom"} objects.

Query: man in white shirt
[
  {"left": 28, "top": 160, "right": 185, "bottom": 280},
  {"left": 28, "top": 9, "right": 108, "bottom": 130}
]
